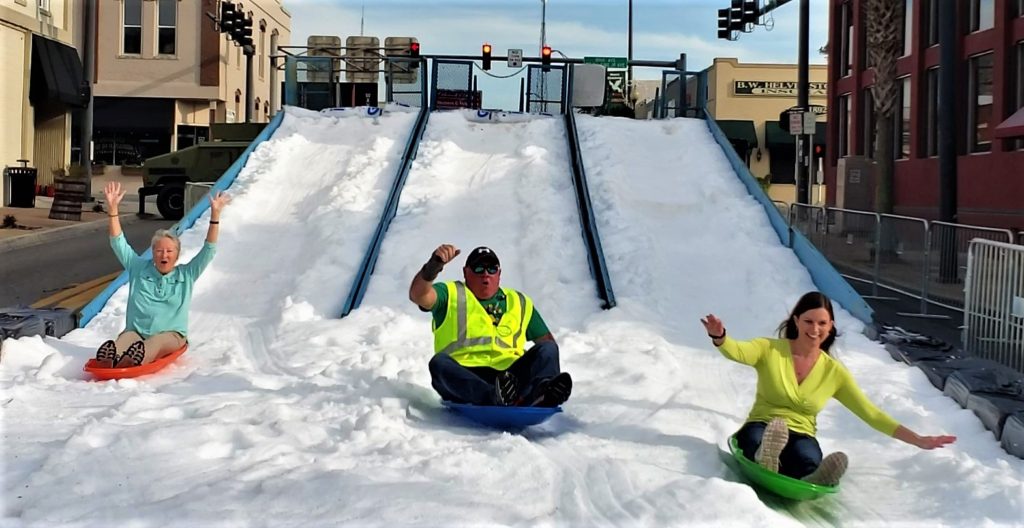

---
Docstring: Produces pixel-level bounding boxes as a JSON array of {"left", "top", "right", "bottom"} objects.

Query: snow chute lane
[
  {"left": 574, "top": 114, "right": 1022, "bottom": 525},
  {"left": 33, "top": 105, "right": 416, "bottom": 373}
]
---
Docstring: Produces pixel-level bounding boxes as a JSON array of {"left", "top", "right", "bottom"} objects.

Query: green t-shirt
[{"left": 428, "top": 283, "right": 550, "bottom": 341}]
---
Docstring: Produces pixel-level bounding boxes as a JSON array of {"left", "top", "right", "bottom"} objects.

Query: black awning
[
  {"left": 765, "top": 121, "right": 826, "bottom": 149},
  {"left": 716, "top": 120, "right": 758, "bottom": 149},
  {"left": 30, "top": 34, "right": 88, "bottom": 108}
]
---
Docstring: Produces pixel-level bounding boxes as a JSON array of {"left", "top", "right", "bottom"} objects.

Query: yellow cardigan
[{"left": 717, "top": 336, "right": 900, "bottom": 437}]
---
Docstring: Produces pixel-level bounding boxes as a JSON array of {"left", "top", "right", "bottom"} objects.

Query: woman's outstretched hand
[
  {"left": 701, "top": 314, "right": 725, "bottom": 337},
  {"left": 915, "top": 434, "right": 957, "bottom": 450},
  {"left": 209, "top": 191, "right": 230, "bottom": 215},
  {"left": 104, "top": 182, "right": 126, "bottom": 211}
]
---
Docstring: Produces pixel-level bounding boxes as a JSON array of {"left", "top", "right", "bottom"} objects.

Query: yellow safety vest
[{"left": 433, "top": 281, "right": 535, "bottom": 370}]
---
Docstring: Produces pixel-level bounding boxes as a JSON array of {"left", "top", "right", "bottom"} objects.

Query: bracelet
[
  {"left": 709, "top": 329, "right": 726, "bottom": 340},
  {"left": 108, "top": 214, "right": 119, "bottom": 217},
  {"left": 210, "top": 221, "right": 220, "bottom": 225}
]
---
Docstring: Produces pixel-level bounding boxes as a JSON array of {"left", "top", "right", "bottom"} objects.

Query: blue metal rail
[{"left": 563, "top": 107, "right": 616, "bottom": 310}]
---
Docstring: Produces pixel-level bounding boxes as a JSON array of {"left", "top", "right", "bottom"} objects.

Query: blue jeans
[
  {"left": 735, "top": 421, "right": 823, "bottom": 479},
  {"left": 428, "top": 341, "right": 561, "bottom": 406}
]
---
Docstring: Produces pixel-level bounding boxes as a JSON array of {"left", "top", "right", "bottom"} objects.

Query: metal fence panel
[
  {"left": 964, "top": 239, "right": 1024, "bottom": 372},
  {"left": 820, "top": 208, "right": 881, "bottom": 295},
  {"left": 526, "top": 64, "right": 566, "bottom": 114},
  {"left": 875, "top": 215, "right": 931, "bottom": 309},
  {"left": 926, "top": 222, "right": 1014, "bottom": 310},
  {"left": 788, "top": 204, "right": 826, "bottom": 246},
  {"left": 386, "top": 57, "right": 425, "bottom": 107},
  {"left": 430, "top": 60, "right": 474, "bottom": 110}
]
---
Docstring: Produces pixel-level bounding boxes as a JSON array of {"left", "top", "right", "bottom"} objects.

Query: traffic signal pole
[
  {"left": 797, "top": 0, "right": 810, "bottom": 205},
  {"left": 245, "top": 50, "right": 254, "bottom": 123}
]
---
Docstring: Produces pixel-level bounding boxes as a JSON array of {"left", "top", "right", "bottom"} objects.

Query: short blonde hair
[{"left": 151, "top": 229, "right": 181, "bottom": 252}]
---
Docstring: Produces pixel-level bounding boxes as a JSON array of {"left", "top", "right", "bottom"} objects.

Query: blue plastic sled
[{"left": 443, "top": 401, "right": 562, "bottom": 429}]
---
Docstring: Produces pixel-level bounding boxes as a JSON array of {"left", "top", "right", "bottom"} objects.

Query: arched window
[
  {"left": 234, "top": 90, "right": 242, "bottom": 123},
  {"left": 264, "top": 101, "right": 270, "bottom": 120},
  {"left": 259, "top": 20, "right": 267, "bottom": 79}
]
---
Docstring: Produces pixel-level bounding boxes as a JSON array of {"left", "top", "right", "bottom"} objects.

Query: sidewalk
[{"left": 0, "top": 170, "right": 147, "bottom": 251}]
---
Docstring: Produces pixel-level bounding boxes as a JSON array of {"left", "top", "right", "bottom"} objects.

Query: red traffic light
[
  {"left": 410, "top": 41, "right": 420, "bottom": 57},
  {"left": 481, "top": 43, "right": 492, "bottom": 70},
  {"left": 541, "top": 45, "right": 552, "bottom": 66}
]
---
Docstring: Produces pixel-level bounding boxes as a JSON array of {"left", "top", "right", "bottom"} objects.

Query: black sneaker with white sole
[
  {"left": 494, "top": 370, "right": 518, "bottom": 406},
  {"left": 527, "top": 372, "right": 572, "bottom": 407}
]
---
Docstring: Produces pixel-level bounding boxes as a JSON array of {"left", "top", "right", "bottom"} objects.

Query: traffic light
[
  {"left": 410, "top": 41, "right": 420, "bottom": 58},
  {"left": 728, "top": 0, "right": 745, "bottom": 31},
  {"left": 220, "top": 1, "right": 237, "bottom": 36},
  {"left": 236, "top": 14, "right": 253, "bottom": 50},
  {"left": 481, "top": 43, "right": 492, "bottom": 70},
  {"left": 741, "top": 0, "right": 759, "bottom": 24},
  {"left": 541, "top": 45, "right": 552, "bottom": 67},
  {"left": 717, "top": 8, "right": 730, "bottom": 39}
]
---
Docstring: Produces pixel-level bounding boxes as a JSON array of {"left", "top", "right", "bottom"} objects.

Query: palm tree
[{"left": 864, "top": 0, "right": 903, "bottom": 215}]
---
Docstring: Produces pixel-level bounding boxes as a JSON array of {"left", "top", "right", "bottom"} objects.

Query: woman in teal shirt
[
  {"left": 701, "top": 292, "right": 956, "bottom": 486},
  {"left": 93, "top": 182, "right": 230, "bottom": 368}
]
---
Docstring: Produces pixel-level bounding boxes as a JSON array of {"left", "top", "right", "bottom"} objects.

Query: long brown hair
[{"left": 776, "top": 291, "right": 838, "bottom": 352}]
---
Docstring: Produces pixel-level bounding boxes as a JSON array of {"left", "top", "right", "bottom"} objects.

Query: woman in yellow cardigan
[{"left": 701, "top": 291, "right": 956, "bottom": 486}]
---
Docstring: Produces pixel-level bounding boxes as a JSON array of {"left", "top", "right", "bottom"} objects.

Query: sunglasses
[{"left": 471, "top": 265, "right": 500, "bottom": 275}]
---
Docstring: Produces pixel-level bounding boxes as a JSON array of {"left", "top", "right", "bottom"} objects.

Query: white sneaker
[
  {"left": 754, "top": 417, "right": 789, "bottom": 473},
  {"left": 803, "top": 452, "right": 848, "bottom": 486}
]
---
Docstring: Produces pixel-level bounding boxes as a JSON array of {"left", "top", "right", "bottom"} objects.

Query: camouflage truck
[{"left": 139, "top": 122, "right": 265, "bottom": 219}]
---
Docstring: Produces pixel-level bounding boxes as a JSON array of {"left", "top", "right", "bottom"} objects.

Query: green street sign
[{"left": 584, "top": 56, "right": 628, "bottom": 69}]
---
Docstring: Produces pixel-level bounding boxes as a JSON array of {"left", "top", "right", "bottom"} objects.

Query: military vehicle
[{"left": 139, "top": 122, "right": 265, "bottom": 219}]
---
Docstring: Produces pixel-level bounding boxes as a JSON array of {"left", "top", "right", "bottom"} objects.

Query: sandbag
[
  {"left": 912, "top": 357, "right": 1007, "bottom": 391},
  {"left": 999, "top": 412, "right": 1024, "bottom": 459},
  {"left": 0, "top": 313, "right": 46, "bottom": 341},
  {"left": 885, "top": 342, "right": 963, "bottom": 365},
  {"left": 965, "top": 393, "right": 1024, "bottom": 440},
  {"left": 943, "top": 368, "right": 1024, "bottom": 407},
  {"left": 0, "top": 307, "right": 76, "bottom": 338}
]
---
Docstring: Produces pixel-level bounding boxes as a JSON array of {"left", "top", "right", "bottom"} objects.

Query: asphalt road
[{"left": 0, "top": 217, "right": 175, "bottom": 308}]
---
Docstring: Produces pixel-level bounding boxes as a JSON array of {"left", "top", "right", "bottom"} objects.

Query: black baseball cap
[{"left": 465, "top": 246, "right": 500, "bottom": 268}]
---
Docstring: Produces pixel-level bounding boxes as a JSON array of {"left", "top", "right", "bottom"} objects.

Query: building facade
[
  {"left": 2, "top": 0, "right": 88, "bottom": 201},
  {"left": 825, "top": 0, "right": 1024, "bottom": 229},
  {"left": 702, "top": 58, "right": 830, "bottom": 204},
  {"left": 90, "top": 0, "right": 290, "bottom": 167}
]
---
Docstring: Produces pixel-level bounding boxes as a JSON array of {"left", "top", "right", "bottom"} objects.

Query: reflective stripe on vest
[{"left": 433, "top": 281, "right": 533, "bottom": 369}]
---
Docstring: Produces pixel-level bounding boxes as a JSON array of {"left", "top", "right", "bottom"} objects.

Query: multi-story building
[
  {"left": 91, "top": 0, "right": 290, "bottom": 166},
  {"left": 825, "top": 0, "right": 1024, "bottom": 229},
  {"left": 2, "top": 0, "right": 88, "bottom": 201},
  {"left": 701, "top": 58, "right": 830, "bottom": 204}
]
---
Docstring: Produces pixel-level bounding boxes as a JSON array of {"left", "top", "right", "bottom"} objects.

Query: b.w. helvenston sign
[{"left": 734, "top": 80, "right": 827, "bottom": 97}]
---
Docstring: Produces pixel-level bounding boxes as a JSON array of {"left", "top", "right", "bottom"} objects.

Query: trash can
[{"left": 5, "top": 162, "right": 38, "bottom": 208}]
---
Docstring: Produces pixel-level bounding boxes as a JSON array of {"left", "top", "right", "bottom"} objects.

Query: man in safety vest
[{"left": 409, "top": 244, "right": 572, "bottom": 407}]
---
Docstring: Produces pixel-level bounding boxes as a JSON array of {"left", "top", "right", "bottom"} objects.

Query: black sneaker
[
  {"left": 494, "top": 371, "right": 518, "bottom": 406},
  {"left": 528, "top": 372, "right": 572, "bottom": 407}
]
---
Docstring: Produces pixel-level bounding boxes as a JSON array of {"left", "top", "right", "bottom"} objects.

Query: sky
[
  {"left": 2, "top": 106, "right": 1021, "bottom": 526},
  {"left": 283, "top": 1, "right": 831, "bottom": 109}
]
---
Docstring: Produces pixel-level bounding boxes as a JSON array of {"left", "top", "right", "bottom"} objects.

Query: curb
[{"left": 0, "top": 213, "right": 143, "bottom": 252}]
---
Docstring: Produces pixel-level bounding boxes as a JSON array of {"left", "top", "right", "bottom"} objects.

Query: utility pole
[
  {"left": 80, "top": 0, "right": 96, "bottom": 199},
  {"left": 245, "top": 50, "right": 254, "bottom": 123},
  {"left": 628, "top": 0, "right": 634, "bottom": 105},
  {"left": 937, "top": 0, "right": 958, "bottom": 281}
]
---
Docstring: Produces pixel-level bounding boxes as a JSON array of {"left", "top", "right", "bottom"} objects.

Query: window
[
  {"left": 259, "top": 22, "right": 266, "bottom": 79},
  {"left": 264, "top": 101, "right": 270, "bottom": 121},
  {"left": 123, "top": 0, "right": 142, "bottom": 55},
  {"left": 1018, "top": 0, "right": 1024, "bottom": 17},
  {"left": 838, "top": 93, "right": 851, "bottom": 157},
  {"left": 254, "top": 97, "right": 261, "bottom": 121},
  {"left": 923, "top": 67, "right": 938, "bottom": 157},
  {"left": 902, "top": 0, "right": 913, "bottom": 56},
  {"left": 862, "top": 89, "right": 876, "bottom": 157},
  {"left": 969, "top": 0, "right": 994, "bottom": 32},
  {"left": 925, "top": 0, "right": 939, "bottom": 47},
  {"left": 968, "top": 53, "right": 993, "bottom": 153},
  {"left": 37, "top": 0, "right": 50, "bottom": 13},
  {"left": 896, "top": 77, "right": 911, "bottom": 159},
  {"left": 157, "top": 0, "right": 176, "bottom": 55},
  {"left": 841, "top": 2, "right": 853, "bottom": 77},
  {"left": 234, "top": 90, "right": 241, "bottom": 123}
]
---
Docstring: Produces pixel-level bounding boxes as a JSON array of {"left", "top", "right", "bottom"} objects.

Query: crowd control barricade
[{"left": 963, "top": 239, "right": 1024, "bottom": 372}]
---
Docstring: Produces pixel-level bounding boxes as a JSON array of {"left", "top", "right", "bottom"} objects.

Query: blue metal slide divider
[
  {"left": 78, "top": 111, "right": 287, "bottom": 327},
  {"left": 564, "top": 109, "right": 616, "bottom": 309},
  {"left": 701, "top": 107, "right": 873, "bottom": 324},
  {"left": 340, "top": 98, "right": 431, "bottom": 316}
]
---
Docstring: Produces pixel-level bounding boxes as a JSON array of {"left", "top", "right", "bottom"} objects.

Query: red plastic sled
[{"left": 83, "top": 344, "right": 188, "bottom": 380}]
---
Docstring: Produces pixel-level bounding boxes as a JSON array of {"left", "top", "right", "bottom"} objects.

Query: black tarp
[
  {"left": 966, "top": 393, "right": 1024, "bottom": 440},
  {"left": 1000, "top": 412, "right": 1024, "bottom": 458},
  {"left": 943, "top": 368, "right": 1024, "bottom": 407}
]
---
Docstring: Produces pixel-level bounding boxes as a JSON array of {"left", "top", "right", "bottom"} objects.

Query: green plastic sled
[{"left": 725, "top": 436, "right": 839, "bottom": 501}]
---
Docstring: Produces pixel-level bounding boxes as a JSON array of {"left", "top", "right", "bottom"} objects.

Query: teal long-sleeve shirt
[{"left": 110, "top": 234, "right": 215, "bottom": 339}]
